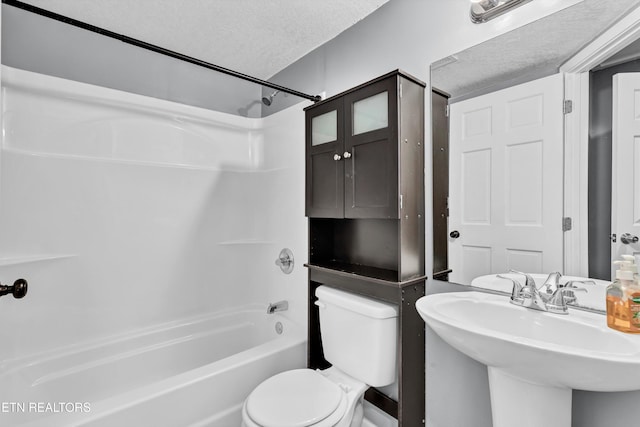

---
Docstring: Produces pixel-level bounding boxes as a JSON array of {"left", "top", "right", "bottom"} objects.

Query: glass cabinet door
[
  {"left": 311, "top": 110, "right": 338, "bottom": 146},
  {"left": 305, "top": 98, "right": 344, "bottom": 218},
  {"left": 344, "top": 79, "right": 398, "bottom": 219},
  {"left": 352, "top": 91, "right": 388, "bottom": 135}
]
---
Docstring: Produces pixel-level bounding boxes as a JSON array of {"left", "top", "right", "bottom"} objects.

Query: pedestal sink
[{"left": 416, "top": 291, "right": 640, "bottom": 427}]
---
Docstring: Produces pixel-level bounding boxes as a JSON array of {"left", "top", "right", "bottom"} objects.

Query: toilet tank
[{"left": 315, "top": 286, "right": 398, "bottom": 387}]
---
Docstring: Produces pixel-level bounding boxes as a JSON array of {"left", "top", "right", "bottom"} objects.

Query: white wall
[{"left": 0, "top": 66, "right": 308, "bottom": 361}]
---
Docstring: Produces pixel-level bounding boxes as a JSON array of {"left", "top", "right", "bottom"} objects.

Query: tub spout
[{"left": 267, "top": 300, "right": 288, "bottom": 314}]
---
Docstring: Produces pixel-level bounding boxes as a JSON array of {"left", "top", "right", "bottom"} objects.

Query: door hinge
[
  {"left": 562, "top": 217, "right": 572, "bottom": 232},
  {"left": 563, "top": 100, "right": 573, "bottom": 114},
  {"left": 445, "top": 104, "right": 450, "bottom": 117},
  {"left": 399, "top": 82, "right": 402, "bottom": 98}
]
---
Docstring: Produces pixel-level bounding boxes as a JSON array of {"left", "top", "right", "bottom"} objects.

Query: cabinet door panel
[
  {"left": 308, "top": 149, "right": 344, "bottom": 217},
  {"left": 349, "top": 138, "right": 393, "bottom": 208},
  {"left": 344, "top": 78, "right": 398, "bottom": 218},
  {"left": 306, "top": 98, "right": 344, "bottom": 217}
]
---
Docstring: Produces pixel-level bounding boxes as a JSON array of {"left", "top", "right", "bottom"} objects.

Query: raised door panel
[
  {"left": 306, "top": 98, "right": 344, "bottom": 218},
  {"left": 344, "top": 77, "right": 398, "bottom": 218},
  {"left": 448, "top": 74, "right": 564, "bottom": 284}
]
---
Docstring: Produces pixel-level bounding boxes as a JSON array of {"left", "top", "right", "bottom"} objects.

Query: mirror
[{"left": 431, "top": 0, "right": 640, "bottom": 291}]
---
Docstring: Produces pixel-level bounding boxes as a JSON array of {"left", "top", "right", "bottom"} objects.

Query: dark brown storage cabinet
[{"left": 304, "top": 70, "right": 426, "bottom": 426}]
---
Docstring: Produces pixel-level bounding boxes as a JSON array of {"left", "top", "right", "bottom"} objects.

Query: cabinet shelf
[
  {"left": 306, "top": 263, "right": 426, "bottom": 287},
  {"left": 306, "top": 262, "right": 399, "bottom": 284}
]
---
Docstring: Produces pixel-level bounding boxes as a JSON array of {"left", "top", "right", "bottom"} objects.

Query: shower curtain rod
[{"left": 3, "top": 0, "right": 322, "bottom": 103}]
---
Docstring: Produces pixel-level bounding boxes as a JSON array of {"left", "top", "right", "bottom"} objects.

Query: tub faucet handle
[{"left": 275, "top": 248, "right": 294, "bottom": 274}]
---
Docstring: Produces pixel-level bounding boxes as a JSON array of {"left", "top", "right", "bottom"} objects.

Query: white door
[
  {"left": 448, "top": 74, "right": 565, "bottom": 284},
  {"left": 612, "top": 73, "right": 640, "bottom": 273}
]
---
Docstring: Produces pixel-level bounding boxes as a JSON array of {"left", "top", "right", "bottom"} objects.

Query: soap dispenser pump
[{"left": 607, "top": 254, "right": 640, "bottom": 333}]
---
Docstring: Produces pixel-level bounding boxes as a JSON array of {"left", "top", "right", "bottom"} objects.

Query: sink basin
[{"left": 416, "top": 291, "right": 640, "bottom": 427}]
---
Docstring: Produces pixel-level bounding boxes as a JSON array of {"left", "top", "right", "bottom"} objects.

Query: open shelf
[{"left": 306, "top": 261, "right": 399, "bottom": 283}]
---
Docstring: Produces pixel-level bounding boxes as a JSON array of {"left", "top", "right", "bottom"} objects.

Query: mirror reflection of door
[
  {"left": 589, "top": 56, "right": 640, "bottom": 280},
  {"left": 612, "top": 72, "right": 640, "bottom": 275},
  {"left": 446, "top": 74, "right": 564, "bottom": 285}
]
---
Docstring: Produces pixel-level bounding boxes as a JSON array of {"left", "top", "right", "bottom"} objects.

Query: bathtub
[{"left": 0, "top": 307, "right": 306, "bottom": 427}]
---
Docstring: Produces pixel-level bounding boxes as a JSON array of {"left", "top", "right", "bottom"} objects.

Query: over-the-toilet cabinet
[
  {"left": 305, "top": 70, "right": 425, "bottom": 284},
  {"left": 304, "top": 70, "right": 426, "bottom": 427},
  {"left": 306, "top": 71, "right": 423, "bottom": 220}
]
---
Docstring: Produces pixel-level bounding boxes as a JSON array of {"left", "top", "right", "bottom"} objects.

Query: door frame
[{"left": 560, "top": 4, "right": 640, "bottom": 277}]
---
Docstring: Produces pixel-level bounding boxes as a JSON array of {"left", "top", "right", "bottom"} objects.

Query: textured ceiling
[
  {"left": 19, "top": 0, "right": 389, "bottom": 80},
  {"left": 432, "top": 0, "right": 640, "bottom": 100}
]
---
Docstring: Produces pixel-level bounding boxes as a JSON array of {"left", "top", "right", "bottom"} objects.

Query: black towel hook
[{"left": 0, "top": 279, "right": 28, "bottom": 299}]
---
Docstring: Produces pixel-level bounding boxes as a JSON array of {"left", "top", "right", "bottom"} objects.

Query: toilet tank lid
[{"left": 315, "top": 286, "right": 398, "bottom": 319}]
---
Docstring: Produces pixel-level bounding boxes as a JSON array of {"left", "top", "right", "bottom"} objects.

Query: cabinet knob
[
  {"left": 343, "top": 151, "right": 352, "bottom": 159},
  {"left": 333, "top": 154, "right": 342, "bottom": 161}
]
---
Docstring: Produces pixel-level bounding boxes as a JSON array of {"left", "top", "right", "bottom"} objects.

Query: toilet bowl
[
  {"left": 241, "top": 286, "right": 398, "bottom": 427},
  {"left": 241, "top": 367, "right": 368, "bottom": 427}
]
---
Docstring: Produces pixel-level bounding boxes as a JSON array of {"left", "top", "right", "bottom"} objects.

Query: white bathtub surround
[{"left": 0, "top": 66, "right": 309, "bottom": 426}]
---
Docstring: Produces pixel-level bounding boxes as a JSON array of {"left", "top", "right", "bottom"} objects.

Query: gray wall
[{"left": 1, "top": 4, "right": 265, "bottom": 118}]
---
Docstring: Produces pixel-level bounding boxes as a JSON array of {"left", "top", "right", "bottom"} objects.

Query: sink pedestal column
[{"left": 488, "top": 368, "right": 571, "bottom": 427}]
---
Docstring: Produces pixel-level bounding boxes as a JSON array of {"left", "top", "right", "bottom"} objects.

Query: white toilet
[{"left": 241, "top": 286, "right": 398, "bottom": 427}]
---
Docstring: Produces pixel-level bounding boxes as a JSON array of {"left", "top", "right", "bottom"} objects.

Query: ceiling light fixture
[{"left": 470, "top": 0, "right": 532, "bottom": 23}]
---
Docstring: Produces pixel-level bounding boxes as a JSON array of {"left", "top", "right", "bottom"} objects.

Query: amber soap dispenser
[{"left": 606, "top": 254, "right": 640, "bottom": 333}]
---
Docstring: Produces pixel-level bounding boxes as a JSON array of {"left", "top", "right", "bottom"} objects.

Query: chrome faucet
[
  {"left": 497, "top": 271, "right": 587, "bottom": 315},
  {"left": 507, "top": 270, "right": 548, "bottom": 312},
  {"left": 544, "top": 283, "right": 588, "bottom": 314},
  {"left": 267, "top": 300, "right": 288, "bottom": 314}
]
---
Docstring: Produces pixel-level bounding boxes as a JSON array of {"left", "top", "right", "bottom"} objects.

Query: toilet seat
[{"left": 244, "top": 369, "right": 348, "bottom": 427}]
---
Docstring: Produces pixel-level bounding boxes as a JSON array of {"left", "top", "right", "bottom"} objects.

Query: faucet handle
[
  {"left": 546, "top": 287, "right": 587, "bottom": 314},
  {"left": 557, "top": 281, "right": 590, "bottom": 304},
  {"left": 508, "top": 270, "right": 538, "bottom": 292},
  {"left": 497, "top": 274, "right": 523, "bottom": 301},
  {"left": 275, "top": 248, "right": 294, "bottom": 274},
  {"left": 563, "top": 280, "right": 596, "bottom": 288},
  {"left": 541, "top": 272, "right": 562, "bottom": 294}
]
